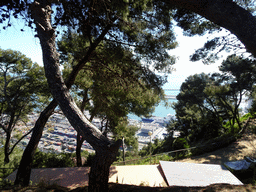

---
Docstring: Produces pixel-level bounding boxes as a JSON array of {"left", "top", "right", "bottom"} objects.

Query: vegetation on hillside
[{"left": 2, "top": 0, "right": 256, "bottom": 190}]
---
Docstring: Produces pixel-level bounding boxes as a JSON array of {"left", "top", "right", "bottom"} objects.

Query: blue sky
[
  {"left": 0, "top": 23, "right": 222, "bottom": 90},
  {"left": 0, "top": 21, "right": 43, "bottom": 65}
]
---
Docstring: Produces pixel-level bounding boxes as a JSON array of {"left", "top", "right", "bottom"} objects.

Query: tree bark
[
  {"left": 15, "top": 2, "right": 112, "bottom": 186},
  {"left": 31, "top": 1, "right": 121, "bottom": 191},
  {"left": 14, "top": 100, "right": 57, "bottom": 186},
  {"left": 169, "top": 0, "right": 256, "bottom": 56},
  {"left": 76, "top": 132, "right": 83, "bottom": 167},
  {"left": 32, "top": 0, "right": 110, "bottom": 154},
  {"left": 4, "top": 131, "right": 11, "bottom": 163},
  {"left": 76, "top": 90, "right": 89, "bottom": 167},
  {"left": 89, "top": 140, "right": 122, "bottom": 192}
]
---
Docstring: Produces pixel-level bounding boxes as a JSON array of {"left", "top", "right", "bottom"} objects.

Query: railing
[
  {"left": 0, "top": 116, "right": 251, "bottom": 176},
  {"left": 114, "top": 115, "right": 253, "bottom": 166},
  {"left": 112, "top": 147, "right": 195, "bottom": 166},
  {"left": 112, "top": 134, "right": 239, "bottom": 166}
]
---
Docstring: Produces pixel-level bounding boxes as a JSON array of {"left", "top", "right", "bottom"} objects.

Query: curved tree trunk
[
  {"left": 24, "top": 0, "right": 256, "bottom": 191},
  {"left": 15, "top": 2, "right": 111, "bottom": 186},
  {"left": 14, "top": 100, "right": 57, "bottom": 186},
  {"left": 31, "top": 1, "right": 121, "bottom": 191}
]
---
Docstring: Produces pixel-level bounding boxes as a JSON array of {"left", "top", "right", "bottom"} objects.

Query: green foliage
[
  {"left": 241, "top": 113, "right": 254, "bottom": 121},
  {"left": 32, "top": 151, "right": 75, "bottom": 168},
  {"left": 0, "top": 48, "right": 50, "bottom": 163},
  {"left": 171, "top": 73, "right": 225, "bottom": 141},
  {"left": 58, "top": 31, "right": 167, "bottom": 150},
  {"left": 190, "top": 133, "right": 236, "bottom": 156},
  {"left": 173, "top": 9, "right": 220, "bottom": 37},
  {"left": 0, "top": 143, "right": 23, "bottom": 186},
  {"left": 58, "top": 31, "right": 166, "bottom": 119},
  {"left": 172, "top": 138, "right": 190, "bottom": 158},
  {"left": 172, "top": 138, "right": 189, "bottom": 150},
  {"left": 172, "top": 54, "right": 256, "bottom": 143},
  {"left": 223, "top": 112, "right": 253, "bottom": 134},
  {"left": 157, "top": 135, "right": 175, "bottom": 153},
  {"left": 248, "top": 86, "right": 256, "bottom": 116},
  {"left": 112, "top": 120, "right": 139, "bottom": 151},
  {"left": 0, "top": 48, "right": 49, "bottom": 118}
]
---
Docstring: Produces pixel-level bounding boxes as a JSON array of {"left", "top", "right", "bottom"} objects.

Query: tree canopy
[
  {"left": 0, "top": 48, "right": 49, "bottom": 163},
  {"left": 171, "top": 54, "right": 256, "bottom": 141},
  {"left": 3, "top": 0, "right": 256, "bottom": 191}
]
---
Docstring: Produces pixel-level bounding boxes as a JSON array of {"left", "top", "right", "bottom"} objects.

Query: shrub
[
  {"left": 32, "top": 151, "right": 75, "bottom": 168},
  {"left": 172, "top": 138, "right": 189, "bottom": 150},
  {"left": 172, "top": 138, "right": 190, "bottom": 159},
  {"left": 191, "top": 134, "right": 236, "bottom": 156}
]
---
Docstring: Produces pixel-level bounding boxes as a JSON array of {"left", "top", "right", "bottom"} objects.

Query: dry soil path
[{"left": 177, "top": 119, "right": 256, "bottom": 165}]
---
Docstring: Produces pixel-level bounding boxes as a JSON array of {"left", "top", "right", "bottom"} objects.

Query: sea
[
  {"left": 128, "top": 89, "right": 179, "bottom": 121},
  {"left": 129, "top": 73, "right": 188, "bottom": 121},
  {"left": 128, "top": 85, "right": 252, "bottom": 121}
]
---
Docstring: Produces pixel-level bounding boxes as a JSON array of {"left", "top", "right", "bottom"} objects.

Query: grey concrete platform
[{"left": 160, "top": 161, "right": 243, "bottom": 187}]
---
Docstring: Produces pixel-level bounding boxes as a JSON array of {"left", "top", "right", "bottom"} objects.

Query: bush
[
  {"left": 191, "top": 134, "right": 236, "bottom": 156},
  {"left": 0, "top": 146, "right": 22, "bottom": 188},
  {"left": 241, "top": 113, "right": 253, "bottom": 121},
  {"left": 32, "top": 151, "right": 75, "bottom": 168},
  {"left": 172, "top": 138, "right": 190, "bottom": 159},
  {"left": 172, "top": 138, "right": 189, "bottom": 150}
]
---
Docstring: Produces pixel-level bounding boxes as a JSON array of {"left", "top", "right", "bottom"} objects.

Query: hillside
[
  {"left": 2, "top": 119, "right": 256, "bottom": 192},
  {"left": 178, "top": 119, "right": 256, "bottom": 164},
  {"left": 177, "top": 118, "right": 256, "bottom": 165}
]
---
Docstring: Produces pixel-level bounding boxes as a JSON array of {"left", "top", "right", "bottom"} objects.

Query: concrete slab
[
  {"left": 160, "top": 161, "right": 243, "bottom": 187},
  {"left": 108, "top": 165, "right": 167, "bottom": 187}
]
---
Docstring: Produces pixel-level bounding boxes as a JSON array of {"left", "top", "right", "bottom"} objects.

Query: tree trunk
[
  {"left": 15, "top": 0, "right": 111, "bottom": 186},
  {"left": 76, "top": 132, "right": 83, "bottom": 167},
  {"left": 31, "top": 1, "right": 121, "bottom": 191},
  {"left": 89, "top": 140, "right": 122, "bottom": 192},
  {"left": 14, "top": 100, "right": 57, "bottom": 186},
  {"left": 76, "top": 90, "right": 89, "bottom": 167},
  {"left": 4, "top": 131, "right": 11, "bottom": 164}
]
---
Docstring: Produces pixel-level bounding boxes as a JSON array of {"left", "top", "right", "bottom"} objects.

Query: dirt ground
[{"left": 177, "top": 127, "right": 256, "bottom": 165}]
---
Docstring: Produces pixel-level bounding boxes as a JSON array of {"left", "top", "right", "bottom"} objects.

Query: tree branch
[
  {"left": 169, "top": 0, "right": 256, "bottom": 56},
  {"left": 8, "top": 127, "right": 34, "bottom": 155}
]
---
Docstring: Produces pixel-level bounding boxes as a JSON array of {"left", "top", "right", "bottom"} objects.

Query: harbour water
[
  {"left": 128, "top": 100, "right": 176, "bottom": 120},
  {"left": 128, "top": 89, "right": 179, "bottom": 120}
]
